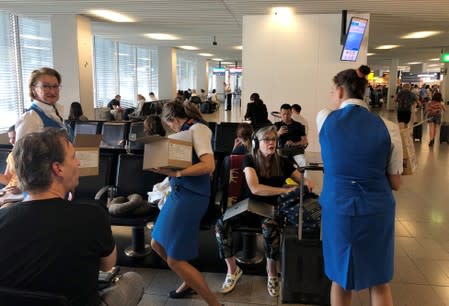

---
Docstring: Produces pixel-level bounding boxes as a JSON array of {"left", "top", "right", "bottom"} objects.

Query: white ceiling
[{"left": 2, "top": 0, "right": 449, "bottom": 70}]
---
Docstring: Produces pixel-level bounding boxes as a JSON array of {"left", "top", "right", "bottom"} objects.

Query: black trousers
[{"left": 226, "top": 94, "right": 232, "bottom": 110}]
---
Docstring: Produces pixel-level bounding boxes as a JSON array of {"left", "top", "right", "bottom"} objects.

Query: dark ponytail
[
  {"left": 333, "top": 65, "right": 370, "bottom": 99},
  {"left": 161, "top": 100, "right": 207, "bottom": 125}
]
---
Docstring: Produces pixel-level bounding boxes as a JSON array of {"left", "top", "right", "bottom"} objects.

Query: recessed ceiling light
[
  {"left": 221, "top": 61, "right": 234, "bottom": 65},
  {"left": 429, "top": 58, "right": 441, "bottom": 61},
  {"left": 145, "top": 33, "right": 179, "bottom": 40},
  {"left": 271, "top": 7, "right": 294, "bottom": 17},
  {"left": 198, "top": 53, "right": 213, "bottom": 57},
  {"left": 407, "top": 61, "right": 422, "bottom": 65},
  {"left": 178, "top": 46, "right": 199, "bottom": 51},
  {"left": 375, "top": 45, "right": 400, "bottom": 50},
  {"left": 367, "top": 53, "right": 375, "bottom": 56},
  {"left": 234, "top": 45, "right": 243, "bottom": 50},
  {"left": 401, "top": 31, "right": 441, "bottom": 39},
  {"left": 212, "top": 58, "right": 224, "bottom": 61},
  {"left": 89, "top": 9, "right": 135, "bottom": 22}
]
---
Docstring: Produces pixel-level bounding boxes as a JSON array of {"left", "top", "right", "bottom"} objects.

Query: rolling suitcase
[
  {"left": 281, "top": 165, "right": 331, "bottom": 305},
  {"left": 440, "top": 122, "right": 449, "bottom": 143},
  {"left": 200, "top": 102, "right": 211, "bottom": 114},
  {"left": 413, "top": 123, "right": 422, "bottom": 142}
]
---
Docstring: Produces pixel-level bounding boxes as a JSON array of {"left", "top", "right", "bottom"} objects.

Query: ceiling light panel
[
  {"left": 145, "top": 33, "right": 179, "bottom": 40},
  {"left": 401, "top": 31, "right": 441, "bottom": 39},
  {"left": 198, "top": 53, "right": 213, "bottom": 57},
  {"left": 178, "top": 46, "right": 199, "bottom": 50},
  {"left": 375, "top": 45, "right": 400, "bottom": 50},
  {"left": 89, "top": 9, "right": 135, "bottom": 22}
]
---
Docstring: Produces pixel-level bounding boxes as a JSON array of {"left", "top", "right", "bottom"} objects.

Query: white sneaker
[
  {"left": 220, "top": 266, "right": 243, "bottom": 294},
  {"left": 267, "top": 276, "right": 279, "bottom": 297}
]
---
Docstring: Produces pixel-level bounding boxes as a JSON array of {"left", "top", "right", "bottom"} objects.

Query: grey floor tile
[
  {"left": 391, "top": 283, "right": 446, "bottom": 306},
  {"left": 393, "top": 256, "right": 427, "bottom": 284},
  {"left": 413, "top": 259, "right": 449, "bottom": 286}
]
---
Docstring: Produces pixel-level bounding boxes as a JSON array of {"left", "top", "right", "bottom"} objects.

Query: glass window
[
  {"left": 0, "top": 12, "right": 19, "bottom": 130},
  {"left": 176, "top": 51, "right": 197, "bottom": 91},
  {"left": 18, "top": 16, "right": 53, "bottom": 109},
  {"left": 93, "top": 37, "right": 118, "bottom": 108},
  {"left": 93, "top": 37, "right": 159, "bottom": 107},
  {"left": 118, "top": 42, "right": 136, "bottom": 108}
]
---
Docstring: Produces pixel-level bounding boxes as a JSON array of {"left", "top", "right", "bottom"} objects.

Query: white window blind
[
  {"left": 136, "top": 47, "right": 159, "bottom": 100},
  {"left": 118, "top": 42, "right": 136, "bottom": 108},
  {"left": 94, "top": 37, "right": 117, "bottom": 108},
  {"left": 176, "top": 51, "right": 197, "bottom": 91},
  {"left": 18, "top": 16, "right": 53, "bottom": 110},
  {"left": 0, "top": 12, "right": 19, "bottom": 131}
]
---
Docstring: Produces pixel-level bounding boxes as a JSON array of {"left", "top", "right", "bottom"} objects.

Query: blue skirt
[
  {"left": 322, "top": 207, "right": 395, "bottom": 290},
  {"left": 152, "top": 183, "right": 209, "bottom": 261}
]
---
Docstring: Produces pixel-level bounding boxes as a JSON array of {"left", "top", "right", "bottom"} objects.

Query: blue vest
[
  {"left": 29, "top": 103, "right": 74, "bottom": 142},
  {"left": 170, "top": 119, "right": 211, "bottom": 197},
  {"left": 319, "top": 105, "right": 395, "bottom": 216}
]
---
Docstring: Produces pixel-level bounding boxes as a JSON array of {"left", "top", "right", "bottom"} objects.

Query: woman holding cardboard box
[{"left": 149, "top": 101, "right": 222, "bottom": 306}]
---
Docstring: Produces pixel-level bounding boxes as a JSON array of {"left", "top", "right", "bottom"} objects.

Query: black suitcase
[
  {"left": 281, "top": 165, "right": 331, "bottom": 305},
  {"left": 200, "top": 102, "right": 211, "bottom": 114},
  {"left": 413, "top": 122, "right": 422, "bottom": 142},
  {"left": 281, "top": 227, "right": 331, "bottom": 305},
  {"left": 440, "top": 122, "right": 449, "bottom": 143}
]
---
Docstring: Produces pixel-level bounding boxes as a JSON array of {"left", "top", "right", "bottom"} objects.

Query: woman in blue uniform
[
  {"left": 150, "top": 101, "right": 221, "bottom": 306},
  {"left": 316, "top": 66, "right": 403, "bottom": 306}
]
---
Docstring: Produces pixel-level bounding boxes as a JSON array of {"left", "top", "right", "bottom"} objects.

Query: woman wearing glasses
[
  {"left": 16, "top": 67, "right": 72, "bottom": 141},
  {"left": 215, "top": 125, "right": 313, "bottom": 297}
]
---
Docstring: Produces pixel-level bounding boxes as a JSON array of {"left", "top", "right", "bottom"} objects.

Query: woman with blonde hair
[{"left": 149, "top": 101, "right": 222, "bottom": 305}]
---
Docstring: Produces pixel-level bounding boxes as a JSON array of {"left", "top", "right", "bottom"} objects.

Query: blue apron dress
[
  {"left": 151, "top": 119, "right": 211, "bottom": 260},
  {"left": 319, "top": 104, "right": 396, "bottom": 290}
]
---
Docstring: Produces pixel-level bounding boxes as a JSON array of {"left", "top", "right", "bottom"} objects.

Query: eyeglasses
[
  {"left": 35, "top": 84, "right": 62, "bottom": 91},
  {"left": 261, "top": 137, "right": 277, "bottom": 142}
]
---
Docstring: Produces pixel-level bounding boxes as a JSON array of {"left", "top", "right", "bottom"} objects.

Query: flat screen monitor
[
  {"left": 340, "top": 17, "right": 368, "bottom": 62},
  {"left": 100, "top": 122, "right": 128, "bottom": 149},
  {"left": 74, "top": 121, "right": 101, "bottom": 136},
  {"left": 213, "top": 122, "right": 239, "bottom": 153}
]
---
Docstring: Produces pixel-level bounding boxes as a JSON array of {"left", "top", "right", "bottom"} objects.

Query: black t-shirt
[
  {"left": 274, "top": 120, "right": 306, "bottom": 147},
  {"left": 242, "top": 154, "right": 295, "bottom": 204},
  {"left": 0, "top": 198, "right": 115, "bottom": 306},
  {"left": 107, "top": 99, "right": 120, "bottom": 109}
]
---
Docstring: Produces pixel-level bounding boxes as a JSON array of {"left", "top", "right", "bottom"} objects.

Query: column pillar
[
  {"left": 196, "top": 57, "right": 208, "bottom": 92},
  {"left": 440, "top": 63, "right": 449, "bottom": 102},
  {"left": 157, "top": 47, "right": 176, "bottom": 100},
  {"left": 51, "top": 15, "right": 94, "bottom": 119},
  {"left": 387, "top": 58, "right": 399, "bottom": 111}
]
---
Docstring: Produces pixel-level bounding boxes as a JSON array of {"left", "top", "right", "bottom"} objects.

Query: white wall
[
  {"left": 52, "top": 15, "right": 94, "bottom": 119},
  {"left": 242, "top": 13, "right": 369, "bottom": 152}
]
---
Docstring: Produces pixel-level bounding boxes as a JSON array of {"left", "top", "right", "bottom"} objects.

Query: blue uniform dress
[
  {"left": 152, "top": 119, "right": 211, "bottom": 260},
  {"left": 318, "top": 100, "right": 397, "bottom": 290}
]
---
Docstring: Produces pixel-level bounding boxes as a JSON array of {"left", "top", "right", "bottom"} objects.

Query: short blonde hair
[{"left": 28, "top": 67, "right": 61, "bottom": 101}]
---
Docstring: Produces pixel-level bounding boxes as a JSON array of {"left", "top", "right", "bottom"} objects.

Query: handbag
[{"left": 276, "top": 186, "right": 321, "bottom": 233}]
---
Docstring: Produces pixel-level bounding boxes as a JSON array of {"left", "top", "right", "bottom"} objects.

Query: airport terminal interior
[
  {"left": 107, "top": 104, "right": 448, "bottom": 306},
  {"left": 2, "top": 1, "right": 449, "bottom": 306}
]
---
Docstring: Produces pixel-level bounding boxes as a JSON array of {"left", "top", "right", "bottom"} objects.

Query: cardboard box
[
  {"left": 74, "top": 134, "right": 102, "bottom": 176},
  {"left": 140, "top": 130, "right": 192, "bottom": 170}
]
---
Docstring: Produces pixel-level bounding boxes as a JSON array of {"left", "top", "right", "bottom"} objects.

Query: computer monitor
[
  {"left": 340, "top": 17, "right": 368, "bottom": 62},
  {"left": 100, "top": 122, "right": 129, "bottom": 149},
  {"left": 128, "top": 121, "right": 145, "bottom": 151},
  {"left": 115, "top": 154, "right": 166, "bottom": 196},
  {"left": 213, "top": 122, "right": 239, "bottom": 153},
  {"left": 74, "top": 121, "right": 102, "bottom": 137}
]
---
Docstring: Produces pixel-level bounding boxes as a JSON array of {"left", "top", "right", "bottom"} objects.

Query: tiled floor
[{"left": 124, "top": 104, "right": 449, "bottom": 305}]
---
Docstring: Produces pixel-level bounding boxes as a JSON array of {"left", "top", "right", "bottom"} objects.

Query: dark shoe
[{"left": 168, "top": 287, "right": 196, "bottom": 299}]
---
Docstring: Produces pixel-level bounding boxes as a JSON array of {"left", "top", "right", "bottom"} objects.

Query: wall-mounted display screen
[{"left": 340, "top": 17, "right": 368, "bottom": 62}]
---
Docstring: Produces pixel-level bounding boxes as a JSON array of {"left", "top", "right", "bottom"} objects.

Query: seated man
[
  {"left": 0, "top": 128, "right": 144, "bottom": 306},
  {"left": 108, "top": 95, "right": 124, "bottom": 120},
  {"left": 274, "top": 103, "right": 308, "bottom": 167}
]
